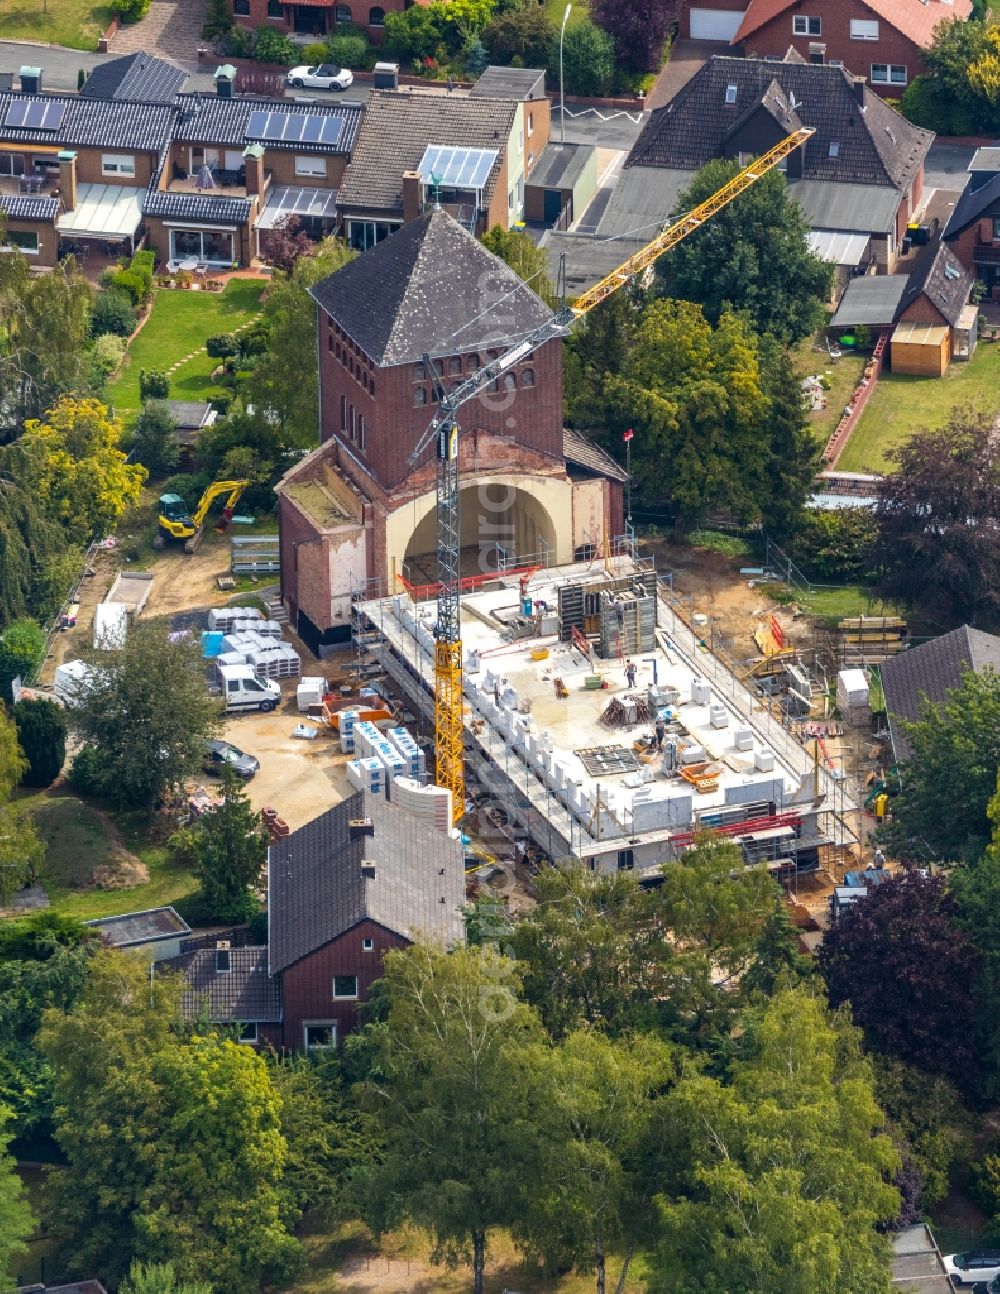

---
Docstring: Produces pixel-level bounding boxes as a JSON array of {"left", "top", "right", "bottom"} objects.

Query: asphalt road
[
  {"left": 553, "top": 104, "right": 645, "bottom": 151},
  {"left": 0, "top": 38, "right": 217, "bottom": 93},
  {"left": 924, "top": 141, "right": 978, "bottom": 193}
]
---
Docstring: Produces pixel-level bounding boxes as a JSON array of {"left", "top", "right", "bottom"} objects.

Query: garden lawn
[
  {"left": 837, "top": 339, "right": 1000, "bottom": 473},
  {"left": 105, "top": 279, "right": 266, "bottom": 418},
  {"left": 0, "top": 0, "right": 112, "bottom": 49},
  {"left": 792, "top": 342, "right": 866, "bottom": 447},
  {"left": 543, "top": 0, "right": 590, "bottom": 26},
  {"left": 15, "top": 790, "right": 196, "bottom": 920}
]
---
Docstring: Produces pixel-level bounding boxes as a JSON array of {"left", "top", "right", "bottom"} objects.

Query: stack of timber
[{"left": 836, "top": 616, "right": 908, "bottom": 664}]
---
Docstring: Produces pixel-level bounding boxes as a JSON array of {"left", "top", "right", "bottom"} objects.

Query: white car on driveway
[
  {"left": 286, "top": 64, "right": 353, "bottom": 91},
  {"left": 944, "top": 1251, "right": 1000, "bottom": 1286}
]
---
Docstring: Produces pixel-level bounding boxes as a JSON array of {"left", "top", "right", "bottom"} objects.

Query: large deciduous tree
[
  {"left": 0, "top": 706, "right": 43, "bottom": 904},
  {"left": 357, "top": 944, "right": 546, "bottom": 1294},
  {"left": 119, "top": 1262, "right": 212, "bottom": 1294},
  {"left": 0, "top": 619, "right": 45, "bottom": 703},
  {"left": 71, "top": 622, "right": 221, "bottom": 810},
  {"left": 0, "top": 482, "right": 69, "bottom": 627},
  {"left": 12, "top": 698, "right": 67, "bottom": 788},
  {"left": 874, "top": 410, "right": 1000, "bottom": 624},
  {"left": 0, "top": 1102, "right": 35, "bottom": 1285},
  {"left": 483, "top": 6, "right": 555, "bottom": 66},
  {"left": 819, "top": 872, "right": 980, "bottom": 1085},
  {"left": 658, "top": 161, "right": 832, "bottom": 343},
  {"left": 171, "top": 768, "right": 268, "bottom": 922},
  {"left": 882, "top": 666, "right": 1000, "bottom": 865},
  {"left": 592, "top": 0, "right": 680, "bottom": 71},
  {"left": 3, "top": 397, "right": 146, "bottom": 545},
  {"left": 648, "top": 989, "right": 899, "bottom": 1294}
]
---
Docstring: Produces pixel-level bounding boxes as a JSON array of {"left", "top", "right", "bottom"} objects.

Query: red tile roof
[{"left": 735, "top": 0, "right": 972, "bottom": 48}]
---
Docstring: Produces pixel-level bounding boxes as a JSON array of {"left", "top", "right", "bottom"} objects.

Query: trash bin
[{"left": 373, "top": 61, "right": 399, "bottom": 90}]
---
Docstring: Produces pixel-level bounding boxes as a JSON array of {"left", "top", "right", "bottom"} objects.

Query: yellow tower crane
[{"left": 408, "top": 128, "right": 815, "bottom": 824}]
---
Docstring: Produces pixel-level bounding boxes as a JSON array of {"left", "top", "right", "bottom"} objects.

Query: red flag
[{"left": 623, "top": 427, "right": 634, "bottom": 442}]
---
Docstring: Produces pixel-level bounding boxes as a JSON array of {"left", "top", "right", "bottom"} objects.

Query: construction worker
[
  {"left": 874, "top": 847, "right": 886, "bottom": 871},
  {"left": 625, "top": 659, "right": 636, "bottom": 689},
  {"left": 655, "top": 714, "right": 666, "bottom": 750}
]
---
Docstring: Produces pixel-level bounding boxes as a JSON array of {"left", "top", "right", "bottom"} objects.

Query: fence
[{"left": 821, "top": 330, "right": 889, "bottom": 465}]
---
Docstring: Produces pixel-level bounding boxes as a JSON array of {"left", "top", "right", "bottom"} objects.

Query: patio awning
[
  {"left": 807, "top": 230, "right": 870, "bottom": 266},
  {"left": 56, "top": 183, "right": 143, "bottom": 241},
  {"left": 257, "top": 185, "right": 338, "bottom": 230}
]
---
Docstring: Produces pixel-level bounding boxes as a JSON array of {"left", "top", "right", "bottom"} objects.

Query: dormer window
[{"left": 725, "top": 84, "right": 737, "bottom": 105}]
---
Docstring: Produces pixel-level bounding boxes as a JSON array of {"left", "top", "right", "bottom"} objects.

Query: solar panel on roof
[
  {"left": 3, "top": 100, "right": 28, "bottom": 128},
  {"left": 23, "top": 100, "right": 47, "bottom": 128},
  {"left": 301, "top": 115, "right": 324, "bottom": 144},
  {"left": 246, "top": 109, "right": 270, "bottom": 139},
  {"left": 280, "top": 113, "right": 306, "bottom": 142},
  {"left": 318, "top": 117, "right": 342, "bottom": 146},
  {"left": 418, "top": 144, "right": 498, "bottom": 191},
  {"left": 41, "top": 102, "right": 65, "bottom": 131}
]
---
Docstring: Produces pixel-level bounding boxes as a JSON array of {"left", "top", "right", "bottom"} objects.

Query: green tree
[
  {"left": 757, "top": 335, "right": 821, "bottom": 540},
  {"left": 0, "top": 1103, "right": 35, "bottom": 1288},
  {"left": 29, "top": 545, "right": 83, "bottom": 626},
  {"left": 0, "top": 619, "right": 45, "bottom": 701},
  {"left": 90, "top": 289, "right": 136, "bottom": 339},
  {"left": 130, "top": 401, "right": 180, "bottom": 477},
  {"left": 5, "top": 396, "right": 147, "bottom": 545},
  {"left": 551, "top": 20, "right": 615, "bottom": 96},
  {"left": 873, "top": 1056, "right": 970, "bottom": 1213},
  {"left": 120, "top": 1261, "right": 212, "bottom": 1294},
  {"left": 483, "top": 6, "right": 555, "bottom": 65},
  {"left": 658, "top": 161, "right": 831, "bottom": 342},
  {"left": 174, "top": 768, "right": 268, "bottom": 922},
  {"left": 520, "top": 1030, "right": 675, "bottom": 1294},
  {"left": 881, "top": 666, "right": 1000, "bottom": 864},
  {"left": 201, "top": 0, "right": 232, "bottom": 38},
  {"left": 952, "top": 779, "right": 1000, "bottom": 1098},
  {"left": 12, "top": 697, "right": 67, "bottom": 787},
  {"left": 0, "top": 482, "right": 68, "bottom": 627},
  {"left": 789, "top": 507, "right": 879, "bottom": 583},
  {"left": 358, "top": 944, "right": 546, "bottom": 1294},
  {"left": 248, "top": 237, "right": 356, "bottom": 445},
  {"left": 70, "top": 621, "right": 221, "bottom": 809},
  {"left": 0, "top": 707, "right": 43, "bottom": 903},
  {"left": 481, "top": 225, "right": 557, "bottom": 306},
  {"left": 648, "top": 989, "right": 900, "bottom": 1294}
]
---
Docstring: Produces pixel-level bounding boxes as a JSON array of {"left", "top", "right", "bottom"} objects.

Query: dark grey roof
[
  {"left": 267, "top": 790, "right": 465, "bottom": 975},
  {"left": 0, "top": 91, "right": 174, "bottom": 152},
  {"left": 84, "top": 905, "right": 190, "bottom": 947},
  {"left": 788, "top": 178, "right": 901, "bottom": 235},
  {"left": 628, "top": 55, "right": 932, "bottom": 193},
  {"left": 527, "top": 141, "right": 595, "bottom": 191},
  {"left": 470, "top": 65, "right": 546, "bottom": 101},
  {"left": 831, "top": 275, "right": 908, "bottom": 328},
  {"left": 563, "top": 427, "right": 629, "bottom": 482},
  {"left": 0, "top": 194, "right": 59, "bottom": 220},
  {"left": 143, "top": 190, "right": 252, "bottom": 223},
  {"left": 597, "top": 165, "right": 690, "bottom": 241},
  {"left": 18, "top": 1283, "right": 108, "bottom": 1294},
  {"left": 881, "top": 625, "right": 1000, "bottom": 760},
  {"left": 171, "top": 93, "right": 361, "bottom": 152},
  {"left": 969, "top": 146, "right": 1000, "bottom": 174},
  {"left": 540, "top": 229, "right": 647, "bottom": 295},
  {"left": 168, "top": 946, "right": 282, "bottom": 1023},
  {"left": 338, "top": 89, "right": 517, "bottom": 215},
  {"left": 309, "top": 208, "right": 553, "bottom": 366},
  {"left": 899, "top": 242, "right": 972, "bottom": 327},
  {"left": 943, "top": 170, "right": 1000, "bottom": 240},
  {"left": 80, "top": 53, "right": 186, "bottom": 105},
  {"left": 164, "top": 399, "right": 212, "bottom": 429}
]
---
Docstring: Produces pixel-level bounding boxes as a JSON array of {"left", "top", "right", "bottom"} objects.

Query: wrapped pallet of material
[
  {"left": 836, "top": 668, "right": 870, "bottom": 727},
  {"left": 207, "top": 606, "right": 263, "bottom": 632},
  {"left": 347, "top": 757, "right": 385, "bottom": 794},
  {"left": 297, "top": 676, "right": 327, "bottom": 713},
  {"left": 393, "top": 776, "right": 452, "bottom": 832},
  {"left": 339, "top": 707, "right": 361, "bottom": 754}
]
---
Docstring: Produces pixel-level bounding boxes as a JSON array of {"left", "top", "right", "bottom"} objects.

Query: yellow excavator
[{"left": 155, "top": 479, "right": 249, "bottom": 553}]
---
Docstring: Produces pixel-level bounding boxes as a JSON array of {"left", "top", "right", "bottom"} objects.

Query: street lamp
[{"left": 560, "top": 3, "right": 572, "bottom": 145}]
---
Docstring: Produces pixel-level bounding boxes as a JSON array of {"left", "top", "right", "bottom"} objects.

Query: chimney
[
  {"left": 349, "top": 818, "right": 375, "bottom": 840},
  {"left": 402, "top": 170, "right": 423, "bottom": 223},
  {"left": 361, "top": 863, "right": 376, "bottom": 880},
  {"left": 58, "top": 150, "right": 77, "bottom": 212},
  {"left": 853, "top": 76, "right": 867, "bottom": 106},
  {"left": 215, "top": 63, "right": 236, "bottom": 99},
  {"left": 19, "top": 64, "right": 41, "bottom": 94},
  {"left": 242, "top": 142, "right": 264, "bottom": 196}
]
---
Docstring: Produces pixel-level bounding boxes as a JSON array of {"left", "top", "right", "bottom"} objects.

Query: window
[
  {"left": 169, "top": 228, "right": 233, "bottom": 265},
  {"left": 792, "top": 15, "right": 821, "bottom": 34},
  {"left": 102, "top": 154, "right": 136, "bottom": 177},
  {"left": 304, "top": 1022, "right": 337, "bottom": 1050},
  {"left": 369, "top": 5, "right": 386, "bottom": 24},
  {"left": 267, "top": 0, "right": 282, "bottom": 14},
  {"left": 448, "top": 356, "right": 462, "bottom": 376},
  {"left": 336, "top": 3, "right": 352, "bottom": 20},
  {"left": 617, "top": 848, "right": 635, "bottom": 871},
  {"left": 521, "top": 367, "right": 535, "bottom": 387},
  {"left": 347, "top": 219, "right": 398, "bottom": 251},
  {"left": 850, "top": 18, "right": 879, "bottom": 39},
  {"left": 992, "top": 217, "right": 1000, "bottom": 240},
  {"left": 295, "top": 155, "right": 327, "bottom": 178},
  {"left": 358, "top": 413, "right": 366, "bottom": 451},
  {"left": 502, "top": 373, "right": 516, "bottom": 392},
  {"left": 233, "top": 0, "right": 250, "bottom": 13},
  {"left": 340, "top": 393, "right": 347, "bottom": 431},
  {"left": 871, "top": 63, "right": 907, "bottom": 85},
  {"left": 333, "top": 974, "right": 358, "bottom": 999},
  {"left": 216, "top": 948, "right": 231, "bottom": 973},
  {"left": 0, "top": 154, "right": 24, "bottom": 177},
  {"left": 413, "top": 386, "right": 427, "bottom": 407},
  {"left": 349, "top": 404, "right": 356, "bottom": 441},
  {"left": 527, "top": 111, "right": 534, "bottom": 136},
  {"left": 467, "top": 352, "right": 480, "bottom": 369},
  {"left": 2, "top": 229, "right": 38, "bottom": 254},
  {"left": 828, "top": 141, "right": 839, "bottom": 158},
  {"left": 413, "top": 360, "right": 426, "bottom": 381},
  {"left": 363, "top": 938, "right": 374, "bottom": 951},
  {"left": 238, "top": 1022, "right": 258, "bottom": 1043},
  {"left": 724, "top": 84, "right": 737, "bottom": 104}
]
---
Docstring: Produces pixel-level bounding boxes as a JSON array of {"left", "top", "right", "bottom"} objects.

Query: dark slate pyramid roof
[{"left": 308, "top": 208, "right": 553, "bottom": 367}]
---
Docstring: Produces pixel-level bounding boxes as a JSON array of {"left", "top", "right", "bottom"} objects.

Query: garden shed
[
  {"left": 524, "top": 142, "right": 598, "bottom": 228},
  {"left": 890, "top": 321, "right": 950, "bottom": 376}
]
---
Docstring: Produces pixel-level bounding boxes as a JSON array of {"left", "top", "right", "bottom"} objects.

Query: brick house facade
[
  {"left": 943, "top": 155, "right": 1000, "bottom": 299},
  {"left": 230, "top": 0, "right": 415, "bottom": 41}
]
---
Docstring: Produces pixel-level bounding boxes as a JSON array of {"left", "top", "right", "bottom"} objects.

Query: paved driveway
[{"left": 108, "top": 0, "right": 208, "bottom": 61}]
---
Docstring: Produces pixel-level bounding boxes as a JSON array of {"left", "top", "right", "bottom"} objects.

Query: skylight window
[
  {"left": 828, "top": 141, "right": 840, "bottom": 158},
  {"left": 725, "top": 84, "right": 737, "bottom": 104}
]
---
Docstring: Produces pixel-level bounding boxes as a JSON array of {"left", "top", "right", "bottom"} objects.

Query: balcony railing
[{"left": 973, "top": 237, "right": 1000, "bottom": 265}]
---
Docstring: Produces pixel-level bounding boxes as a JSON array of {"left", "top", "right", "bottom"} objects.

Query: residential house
[
  {"left": 229, "top": 0, "right": 406, "bottom": 41},
  {"left": 880, "top": 624, "right": 1000, "bottom": 761},
  {"left": 164, "top": 791, "right": 465, "bottom": 1050},
  {"left": 682, "top": 0, "right": 972, "bottom": 96},
  {"left": 84, "top": 905, "right": 191, "bottom": 961},
  {"left": 336, "top": 84, "right": 544, "bottom": 250},
  {"left": 277, "top": 208, "right": 624, "bottom": 647},
  {"left": 78, "top": 52, "right": 187, "bottom": 105},
  {"left": 608, "top": 53, "right": 932, "bottom": 275},
  {"left": 0, "top": 70, "right": 176, "bottom": 267},
  {"left": 142, "top": 76, "right": 361, "bottom": 269},
  {"left": 943, "top": 147, "right": 1000, "bottom": 301}
]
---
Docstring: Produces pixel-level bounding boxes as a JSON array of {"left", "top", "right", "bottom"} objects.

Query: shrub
[
  {"left": 686, "top": 529, "right": 751, "bottom": 558},
  {"left": 206, "top": 332, "right": 241, "bottom": 359},
  {"left": 326, "top": 33, "right": 369, "bottom": 68},
  {"left": 111, "top": 0, "right": 152, "bottom": 20},
  {"left": 220, "top": 23, "right": 254, "bottom": 58},
  {"left": 204, "top": 387, "right": 233, "bottom": 415},
  {"left": 484, "top": 6, "right": 554, "bottom": 65},
  {"left": 139, "top": 368, "right": 170, "bottom": 401},
  {"left": 130, "top": 249, "right": 155, "bottom": 293},
  {"left": 549, "top": 20, "right": 615, "bottom": 96},
  {"left": 0, "top": 619, "right": 46, "bottom": 701},
  {"left": 202, "top": 0, "right": 232, "bottom": 38},
  {"left": 130, "top": 401, "right": 180, "bottom": 476},
  {"left": 90, "top": 289, "right": 136, "bottom": 339},
  {"left": 13, "top": 698, "right": 67, "bottom": 788},
  {"left": 69, "top": 745, "right": 110, "bottom": 797},
  {"left": 789, "top": 508, "right": 878, "bottom": 583},
  {"left": 159, "top": 472, "right": 206, "bottom": 510},
  {"left": 104, "top": 268, "right": 147, "bottom": 306},
  {"left": 254, "top": 26, "right": 296, "bottom": 65},
  {"left": 302, "top": 41, "right": 328, "bottom": 63},
  {"left": 92, "top": 332, "right": 126, "bottom": 380}
]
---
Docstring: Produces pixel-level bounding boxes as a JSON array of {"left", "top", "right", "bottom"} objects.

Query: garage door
[{"left": 690, "top": 7, "right": 745, "bottom": 39}]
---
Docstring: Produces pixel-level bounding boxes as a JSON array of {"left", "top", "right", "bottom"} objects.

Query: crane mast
[{"left": 408, "top": 127, "right": 814, "bottom": 825}]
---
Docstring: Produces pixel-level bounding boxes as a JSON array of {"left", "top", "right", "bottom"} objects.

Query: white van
[{"left": 218, "top": 663, "right": 281, "bottom": 713}]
